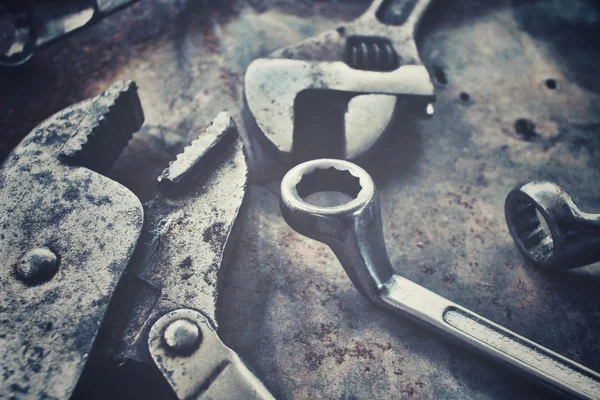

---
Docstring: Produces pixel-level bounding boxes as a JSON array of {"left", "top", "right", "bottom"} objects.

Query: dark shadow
[
  {"left": 0, "top": 0, "right": 215, "bottom": 162},
  {"left": 292, "top": 90, "right": 350, "bottom": 163},
  {"left": 360, "top": 105, "right": 425, "bottom": 186},
  {"left": 512, "top": 0, "right": 600, "bottom": 94},
  {"left": 73, "top": 359, "right": 176, "bottom": 400}
]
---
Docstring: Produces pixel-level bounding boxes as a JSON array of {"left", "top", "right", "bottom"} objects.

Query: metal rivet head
[
  {"left": 16, "top": 247, "right": 58, "bottom": 281},
  {"left": 163, "top": 319, "right": 201, "bottom": 353}
]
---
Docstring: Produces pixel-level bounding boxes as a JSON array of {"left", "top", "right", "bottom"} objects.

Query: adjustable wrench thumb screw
[
  {"left": 505, "top": 180, "right": 600, "bottom": 270},
  {"left": 280, "top": 159, "right": 600, "bottom": 400}
]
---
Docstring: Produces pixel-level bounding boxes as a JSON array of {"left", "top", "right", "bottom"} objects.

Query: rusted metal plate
[{"left": 1, "top": 0, "right": 600, "bottom": 398}]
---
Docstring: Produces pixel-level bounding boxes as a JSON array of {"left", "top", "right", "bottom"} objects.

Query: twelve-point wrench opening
[
  {"left": 280, "top": 159, "right": 393, "bottom": 301},
  {"left": 281, "top": 159, "right": 373, "bottom": 221},
  {"left": 505, "top": 193, "right": 555, "bottom": 267},
  {"left": 505, "top": 180, "right": 600, "bottom": 270}
]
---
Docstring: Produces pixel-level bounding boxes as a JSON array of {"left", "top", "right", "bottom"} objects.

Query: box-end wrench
[
  {"left": 280, "top": 159, "right": 600, "bottom": 400},
  {"left": 505, "top": 180, "right": 600, "bottom": 270}
]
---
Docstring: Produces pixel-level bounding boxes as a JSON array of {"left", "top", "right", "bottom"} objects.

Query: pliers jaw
[{"left": 0, "top": 80, "right": 144, "bottom": 399}]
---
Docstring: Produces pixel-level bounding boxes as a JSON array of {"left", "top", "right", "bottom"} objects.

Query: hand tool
[
  {"left": 1, "top": 81, "right": 273, "bottom": 399},
  {"left": 505, "top": 180, "right": 600, "bottom": 270},
  {"left": 280, "top": 159, "right": 600, "bottom": 400},
  {"left": 0, "top": 0, "right": 139, "bottom": 67},
  {"left": 83, "top": 111, "right": 274, "bottom": 399},
  {"left": 244, "top": 0, "right": 435, "bottom": 164},
  {"left": 0, "top": 80, "right": 144, "bottom": 399}
]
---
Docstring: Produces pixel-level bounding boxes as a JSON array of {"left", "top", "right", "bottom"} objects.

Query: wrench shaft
[{"left": 381, "top": 275, "right": 600, "bottom": 400}]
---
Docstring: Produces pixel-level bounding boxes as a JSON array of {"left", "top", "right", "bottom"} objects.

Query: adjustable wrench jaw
[
  {"left": 244, "top": 0, "right": 435, "bottom": 164},
  {"left": 0, "top": 81, "right": 144, "bottom": 399},
  {"left": 505, "top": 181, "right": 600, "bottom": 270}
]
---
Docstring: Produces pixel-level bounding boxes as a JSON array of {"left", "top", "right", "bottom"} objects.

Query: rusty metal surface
[{"left": 1, "top": 0, "right": 600, "bottom": 398}]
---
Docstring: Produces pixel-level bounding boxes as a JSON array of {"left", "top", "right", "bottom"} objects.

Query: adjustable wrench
[
  {"left": 505, "top": 180, "right": 600, "bottom": 270},
  {"left": 0, "top": 0, "right": 139, "bottom": 67},
  {"left": 280, "top": 159, "right": 600, "bottom": 400},
  {"left": 244, "top": 0, "right": 435, "bottom": 164}
]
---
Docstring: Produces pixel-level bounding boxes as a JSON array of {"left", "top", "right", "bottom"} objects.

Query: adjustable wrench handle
[{"left": 281, "top": 159, "right": 600, "bottom": 400}]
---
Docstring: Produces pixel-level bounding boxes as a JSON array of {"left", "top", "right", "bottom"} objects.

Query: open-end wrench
[
  {"left": 505, "top": 180, "right": 600, "bottom": 270},
  {"left": 244, "top": 0, "right": 435, "bottom": 164},
  {"left": 280, "top": 159, "right": 600, "bottom": 400}
]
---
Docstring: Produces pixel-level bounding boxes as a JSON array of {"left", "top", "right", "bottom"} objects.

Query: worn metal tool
[
  {"left": 505, "top": 180, "right": 600, "bottom": 270},
  {"left": 1, "top": 82, "right": 273, "bottom": 399},
  {"left": 83, "top": 111, "right": 274, "bottom": 399},
  {"left": 0, "top": 0, "right": 138, "bottom": 67},
  {"left": 0, "top": 80, "right": 145, "bottom": 398},
  {"left": 244, "top": 0, "right": 435, "bottom": 164},
  {"left": 280, "top": 159, "right": 600, "bottom": 400}
]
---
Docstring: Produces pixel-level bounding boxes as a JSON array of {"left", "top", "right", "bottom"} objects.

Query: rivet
[
  {"left": 16, "top": 247, "right": 58, "bottom": 281},
  {"left": 163, "top": 318, "right": 201, "bottom": 353}
]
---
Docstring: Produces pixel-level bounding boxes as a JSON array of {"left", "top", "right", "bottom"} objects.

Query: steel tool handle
[
  {"left": 380, "top": 275, "right": 600, "bottom": 400},
  {"left": 281, "top": 159, "right": 600, "bottom": 400}
]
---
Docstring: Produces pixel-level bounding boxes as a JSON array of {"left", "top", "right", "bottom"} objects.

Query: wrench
[
  {"left": 244, "top": 0, "right": 435, "bottom": 164},
  {"left": 505, "top": 180, "right": 600, "bottom": 270},
  {"left": 280, "top": 159, "right": 600, "bottom": 400},
  {"left": 0, "top": 0, "right": 139, "bottom": 67}
]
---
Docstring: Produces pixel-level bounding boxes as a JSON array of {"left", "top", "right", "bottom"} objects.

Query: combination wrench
[{"left": 280, "top": 159, "right": 600, "bottom": 399}]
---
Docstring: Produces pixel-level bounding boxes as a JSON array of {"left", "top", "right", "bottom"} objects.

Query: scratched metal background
[{"left": 1, "top": 0, "right": 600, "bottom": 398}]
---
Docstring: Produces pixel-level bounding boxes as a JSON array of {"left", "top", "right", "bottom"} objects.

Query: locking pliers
[{"left": 0, "top": 81, "right": 273, "bottom": 399}]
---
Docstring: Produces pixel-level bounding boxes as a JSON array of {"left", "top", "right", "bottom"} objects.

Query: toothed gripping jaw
[{"left": 0, "top": 81, "right": 144, "bottom": 399}]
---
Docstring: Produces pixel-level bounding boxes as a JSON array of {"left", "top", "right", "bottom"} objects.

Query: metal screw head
[
  {"left": 163, "top": 318, "right": 201, "bottom": 353},
  {"left": 16, "top": 247, "right": 58, "bottom": 281}
]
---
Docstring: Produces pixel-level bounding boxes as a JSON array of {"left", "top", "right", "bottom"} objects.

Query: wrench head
[
  {"left": 280, "top": 158, "right": 394, "bottom": 301},
  {"left": 280, "top": 158, "right": 375, "bottom": 243},
  {"left": 0, "top": 81, "right": 144, "bottom": 398},
  {"left": 244, "top": 0, "right": 435, "bottom": 164},
  {"left": 505, "top": 180, "right": 600, "bottom": 270},
  {"left": 505, "top": 181, "right": 572, "bottom": 269}
]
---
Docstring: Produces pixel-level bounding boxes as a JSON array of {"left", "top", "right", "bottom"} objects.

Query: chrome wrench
[
  {"left": 505, "top": 180, "right": 600, "bottom": 270},
  {"left": 244, "top": 0, "right": 435, "bottom": 164},
  {"left": 280, "top": 159, "right": 600, "bottom": 400}
]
